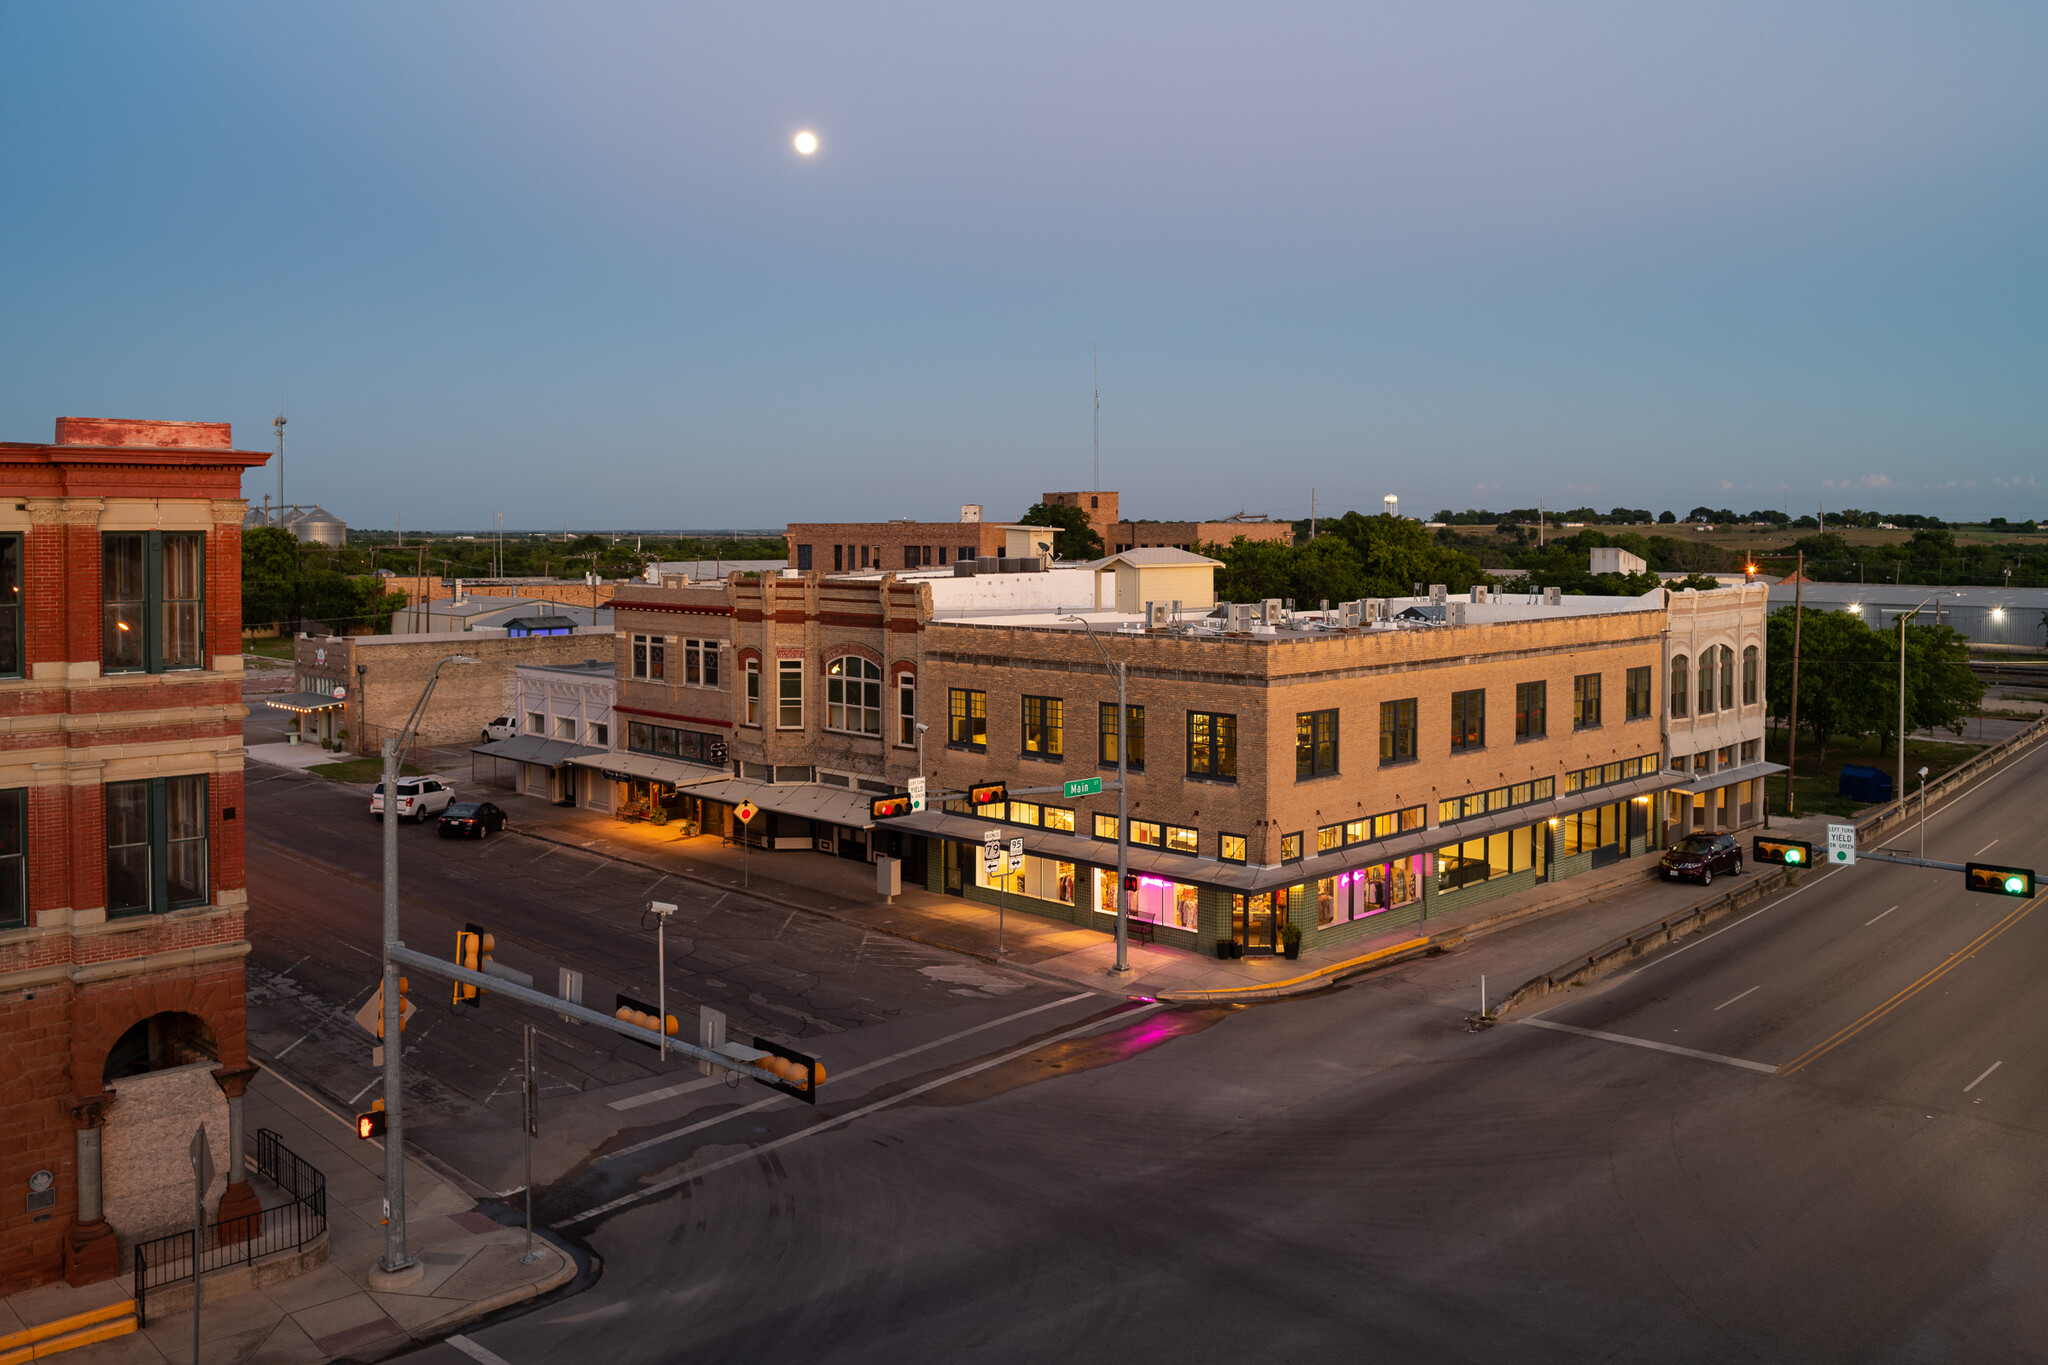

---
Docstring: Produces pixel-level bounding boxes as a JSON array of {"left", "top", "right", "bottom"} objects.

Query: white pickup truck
[{"left": 481, "top": 716, "right": 517, "bottom": 742}]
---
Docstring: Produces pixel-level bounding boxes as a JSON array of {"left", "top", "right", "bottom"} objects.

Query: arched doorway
[{"left": 101, "top": 1011, "right": 218, "bottom": 1084}]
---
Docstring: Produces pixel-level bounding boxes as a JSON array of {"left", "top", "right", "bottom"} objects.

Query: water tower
[{"left": 1383, "top": 494, "right": 1399, "bottom": 518}]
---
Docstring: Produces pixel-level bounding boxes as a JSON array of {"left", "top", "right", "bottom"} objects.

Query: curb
[
  {"left": 1156, "top": 936, "right": 1441, "bottom": 1003},
  {"left": 410, "top": 1243, "right": 578, "bottom": 1341}
]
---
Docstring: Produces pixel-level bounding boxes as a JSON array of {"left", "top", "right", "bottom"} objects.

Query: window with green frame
[
  {"left": 0, "top": 537, "right": 19, "bottom": 679},
  {"left": 102, "top": 531, "right": 205, "bottom": 674},
  {"left": 1099, "top": 703, "right": 1144, "bottom": 769},
  {"left": 1295, "top": 709, "right": 1338, "bottom": 779},
  {"left": 1022, "top": 695, "right": 1063, "bottom": 757},
  {"left": 949, "top": 688, "right": 986, "bottom": 749},
  {"left": 0, "top": 788, "right": 23, "bottom": 928},
  {"left": 105, "top": 775, "right": 209, "bottom": 916},
  {"left": 1186, "top": 711, "right": 1236, "bottom": 780}
]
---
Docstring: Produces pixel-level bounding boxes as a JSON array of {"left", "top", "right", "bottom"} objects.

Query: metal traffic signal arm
[
  {"left": 1808, "top": 844, "right": 2036, "bottom": 894},
  {"left": 382, "top": 943, "right": 824, "bottom": 1099}
]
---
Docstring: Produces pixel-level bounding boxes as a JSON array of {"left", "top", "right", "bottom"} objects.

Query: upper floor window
[
  {"left": 777, "top": 659, "right": 804, "bottom": 728},
  {"left": 1742, "top": 646, "right": 1759, "bottom": 707},
  {"left": 554, "top": 716, "right": 576, "bottom": 739},
  {"left": 1515, "top": 682, "right": 1546, "bottom": 739},
  {"left": 1450, "top": 689, "right": 1485, "bottom": 751},
  {"left": 1670, "top": 655, "right": 1690, "bottom": 718},
  {"left": 949, "top": 688, "right": 986, "bottom": 749},
  {"left": 590, "top": 721, "right": 609, "bottom": 746},
  {"left": 897, "top": 673, "right": 917, "bottom": 746},
  {"left": 1187, "top": 711, "right": 1236, "bottom": 780},
  {"left": 1380, "top": 698, "right": 1417, "bottom": 765},
  {"left": 684, "top": 639, "right": 721, "bottom": 688},
  {"left": 826, "top": 656, "right": 883, "bottom": 736},
  {"left": 1296, "top": 709, "right": 1338, "bottom": 779},
  {"left": 103, "top": 532, "right": 204, "bottom": 673},
  {"left": 1022, "top": 696, "right": 1063, "bottom": 757},
  {"left": 631, "top": 634, "right": 666, "bottom": 681},
  {"left": 795, "top": 544, "right": 813, "bottom": 571},
  {"left": 1626, "top": 666, "right": 1653, "bottom": 720},
  {"left": 744, "top": 659, "right": 760, "bottom": 726},
  {"left": 528, "top": 711, "right": 546, "bottom": 733},
  {"left": 1100, "top": 703, "right": 1145, "bottom": 769},
  {"left": 1573, "top": 673, "right": 1602, "bottom": 729},
  {"left": 106, "top": 775, "right": 208, "bottom": 917},
  {"left": 1719, "top": 645, "right": 1735, "bottom": 711},
  {"left": 1697, "top": 647, "right": 1716, "bottom": 714},
  {"left": 0, "top": 537, "right": 19, "bottom": 679},
  {"left": 0, "top": 788, "right": 23, "bottom": 928}
]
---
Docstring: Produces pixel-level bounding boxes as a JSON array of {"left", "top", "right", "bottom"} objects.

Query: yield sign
[{"left": 734, "top": 800, "right": 760, "bottom": 824}]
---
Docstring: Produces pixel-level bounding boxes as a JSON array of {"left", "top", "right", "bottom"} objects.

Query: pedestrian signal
[
  {"left": 354, "top": 1099, "right": 386, "bottom": 1140},
  {"left": 1965, "top": 863, "right": 2036, "bottom": 898},
  {"left": 1752, "top": 837, "right": 1814, "bottom": 867}
]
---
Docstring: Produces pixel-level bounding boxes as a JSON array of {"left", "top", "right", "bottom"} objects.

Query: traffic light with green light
[
  {"left": 1753, "top": 837, "right": 1814, "bottom": 867},
  {"left": 1966, "top": 863, "right": 2036, "bottom": 898}
]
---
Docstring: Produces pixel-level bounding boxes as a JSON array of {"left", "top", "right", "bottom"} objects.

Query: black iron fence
[{"left": 133, "top": 1128, "right": 327, "bottom": 1327}]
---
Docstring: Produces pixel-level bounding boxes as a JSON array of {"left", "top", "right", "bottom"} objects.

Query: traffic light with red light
[
  {"left": 354, "top": 1099, "right": 386, "bottom": 1140},
  {"left": 1753, "top": 837, "right": 1814, "bottom": 867},
  {"left": 1966, "top": 863, "right": 2036, "bottom": 898},
  {"left": 870, "top": 794, "right": 914, "bottom": 820},
  {"left": 968, "top": 782, "right": 1009, "bottom": 807}
]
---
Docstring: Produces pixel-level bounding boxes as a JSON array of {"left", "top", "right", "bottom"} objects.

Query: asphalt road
[{"left": 364, "top": 733, "right": 2048, "bottom": 1365}]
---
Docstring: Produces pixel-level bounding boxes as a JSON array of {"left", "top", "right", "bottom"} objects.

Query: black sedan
[
  {"left": 437, "top": 801, "right": 508, "bottom": 839},
  {"left": 1660, "top": 832, "right": 1742, "bottom": 884}
]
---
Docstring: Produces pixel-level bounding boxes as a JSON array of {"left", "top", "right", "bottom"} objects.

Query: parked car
[
  {"left": 371, "top": 778, "right": 455, "bottom": 823},
  {"left": 481, "top": 716, "right": 517, "bottom": 742},
  {"left": 438, "top": 801, "right": 508, "bottom": 839},
  {"left": 1660, "top": 832, "right": 1743, "bottom": 884}
]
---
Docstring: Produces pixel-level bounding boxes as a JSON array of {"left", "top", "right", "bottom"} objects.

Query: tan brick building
[
  {"left": 1040, "top": 490, "right": 1294, "bottom": 553},
  {"left": 783, "top": 517, "right": 1055, "bottom": 574},
  {"left": 0, "top": 418, "right": 267, "bottom": 1291}
]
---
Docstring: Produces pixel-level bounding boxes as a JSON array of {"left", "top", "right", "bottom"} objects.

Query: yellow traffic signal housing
[
  {"left": 1966, "top": 863, "right": 2036, "bottom": 898},
  {"left": 370, "top": 978, "right": 412, "bottom": 1038},
  {"left": 454, "top": 924, "right": 493, "bottom": 1007},
  {"left": 1753, "top": 837, "right": 1814, "bottom": 867}
]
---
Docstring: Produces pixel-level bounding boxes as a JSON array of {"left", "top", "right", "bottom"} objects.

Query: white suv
[{"left": 371, "top": 778, "right": 456, "bottom": 823}]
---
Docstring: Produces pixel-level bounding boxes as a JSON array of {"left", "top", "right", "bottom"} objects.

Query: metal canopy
[{"left": 469, "top": 734, "right": 608, "bottom": 766}]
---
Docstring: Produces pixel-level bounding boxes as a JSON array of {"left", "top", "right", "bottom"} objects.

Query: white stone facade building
[{"left": 1662, "top": 583, "right": 1779, "bottom": 838}]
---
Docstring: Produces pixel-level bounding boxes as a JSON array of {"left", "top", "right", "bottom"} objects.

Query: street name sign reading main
[
  {"left": 1827, "top": 824, "right": 1856, "bottom": 865},
  {"left": 1063, "top": 777, "right": 1103, "bottom": 799}
]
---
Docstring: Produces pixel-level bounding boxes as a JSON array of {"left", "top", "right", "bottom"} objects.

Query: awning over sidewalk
[
  {"left": 470, "top": 735, "right": 608, "bottom": 766},
  {"left": 564, "top": 749, "right": 731, "bottom": 788},
  {"left": 1673, "top": 760, "right": 1787, "bottom": 794},
  {"left": 665, "top": 778, "right": 880, "bottom": 831},
  {"left": 263, "top": 691, "right": 345, "bottom": 714},
  {"left": 883, "top": 769, "right": 1696, "bottom": 893}
]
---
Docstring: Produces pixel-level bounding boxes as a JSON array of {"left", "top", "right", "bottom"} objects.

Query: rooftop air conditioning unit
[
  {"left": 1429, "top": 584, "right": 1447, "bottom": 603},
  {"left": 1446, "top": 601, "right": 1468, "bottom": 626},
  {"left": 1260, "top": 598, "right": 1283, "bottom": 624},
  {"left": 1227, "top": 603, "right": 1257, "bottom": 632},
  {"left": 1367, "top": 598, "right": 1390, "bottom": 623},
  {"left": 1337, "top": 601, "right": 1363, "bottom": 628},
  {"left": 1545, "top": 586, "right": 1562, "bottom": 606},
  {"left": 976, "top": 557, "right": 1000, "bottom": 574},
  {"left": 1147, "top": 601, "right": 1170, "bottom": 629},
  {"left": 1471, "top": 586, "right": 1490, "bottom": 604}
]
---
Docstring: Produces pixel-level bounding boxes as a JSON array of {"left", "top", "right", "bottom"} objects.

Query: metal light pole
[
  {"left": 1895, "top": 592, "right": 1957, "bottom": 805},
  {"left": 1064, "top": 616, "right": 1131, "bottom": 975},
  {"left": 1917, "top": 765, "right": 1930, "bottom": 859},
  {"left": 378, "top": 654, "right": 479, "bottom": 1280}
]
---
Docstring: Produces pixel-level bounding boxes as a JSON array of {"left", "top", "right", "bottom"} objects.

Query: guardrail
[
  {"left": 133, "top": 1129, "right": 326, "bottom": 1328},
  {"left": 1854, "top": 712, "right": 2048, "bottom": 847}
]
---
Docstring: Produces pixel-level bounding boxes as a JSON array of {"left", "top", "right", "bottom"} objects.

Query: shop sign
[
  {"left": 602, "top": 770, "right": 632, "bottom": 782},
  {"left": 709, "top": 741, "right": 729, "bottom": 763}
]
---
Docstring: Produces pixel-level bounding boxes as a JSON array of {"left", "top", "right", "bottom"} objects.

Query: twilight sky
[{"left": 3, "top": 3, "right": 2044, "bottom": 530}]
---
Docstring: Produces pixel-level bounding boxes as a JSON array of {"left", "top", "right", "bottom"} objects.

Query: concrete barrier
[{"left": 1854, "top": 713, "right": 2048, "bottom": 847}]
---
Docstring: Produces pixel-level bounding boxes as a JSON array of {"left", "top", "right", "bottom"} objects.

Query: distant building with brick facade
[
  {"left": 783, "top": 516, "right": 1055, "bottom": 574},
  {"left": 1041, "top": 490, "right": 1294, "bottom": 553},
  {"left": 0, "top": 417, "right": 268, "bottom": 1291}
]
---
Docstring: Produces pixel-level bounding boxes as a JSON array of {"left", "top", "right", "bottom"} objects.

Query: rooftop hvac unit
[
  {"left": 1544, "top": 586, "right": 1562, "bottom": 606},
  {"left": 1260, "top": 598, "right": 1283, "bottom": 624},
  {"left": 1366, "top": 598, "right": 1390, "bottom": 623},
  {"left": 1147, "top": 601, "right": 1170, "bottom": 629},
  {"left": 1446, "top": 601, "right": 1468, "bottom": 626},
  {"left": 952, "top": 561, "right": 977, "bottom": 576},
  {"left": 976, "top": 557, "right": 1000, "bottom": 574},
  {"left": 1429, "top": 584, "right": 1447, "bottom": 603},
  {"left": 1227, "top": 603, "right": 1257, "bottom": 632},
  {"left": 1337, "top": 601, "right": 1363, "bottom": 628},
  {"left": 1471, "top": 586, "right": 1490, "bottom": 604}
]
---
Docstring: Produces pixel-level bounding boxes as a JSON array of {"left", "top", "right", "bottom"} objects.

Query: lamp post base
[
  {"left": 370, "top": 1258, "right": 424, "bottom": 1290},
  {"left": 1106, "top": 963, "right": 1135, "bottom": 977}
]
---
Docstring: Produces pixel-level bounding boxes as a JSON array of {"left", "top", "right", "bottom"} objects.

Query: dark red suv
[{"left": 1660, "top": 833, "right": 1743, "bottom": 884}]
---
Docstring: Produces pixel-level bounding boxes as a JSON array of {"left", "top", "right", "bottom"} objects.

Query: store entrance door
[
  {"left": 1233, "top": 892, "right": 1280, "bottom": 955},
  {"left": 943, "top": 840, "right": 963, "bottom": 895}
]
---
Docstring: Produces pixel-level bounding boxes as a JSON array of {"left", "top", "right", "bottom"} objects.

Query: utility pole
[
  {"left": 1064, "top": 616, "right": 1131, "bottom": 975},
  {"left": 1093, "top": 343, "right": 1100, "bottom": 492},
  {"left": 272, "top": 414, "right": 287, "bottom": 515}
]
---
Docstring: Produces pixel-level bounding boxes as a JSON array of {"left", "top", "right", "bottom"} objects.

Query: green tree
[
  {"left": 1210, "top": 537, "right": 1299, "bottom": 602},
  {"left": 1016, "top": 502, "right": 1104, "bottom": 561},
  {"left": 1896, "top": 620, "right": 1983, "bottom": 746},
  {"left": 1328, "top": 512, "right": 1487, "bottom": 596},
  {"left": 1765, "top": 607, "right": 1888, "bottom": 758}
]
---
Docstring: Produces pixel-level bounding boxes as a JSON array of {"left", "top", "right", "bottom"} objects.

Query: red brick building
[{"left": 0, "top": 418, "right": 267, "bottom": 1291}]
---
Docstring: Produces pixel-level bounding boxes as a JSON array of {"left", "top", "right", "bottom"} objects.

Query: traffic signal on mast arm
[
  {"left": 373, "top": 977, "right": 411, "bottom": 1038},
  {"left": 1753, "top": 837, "right": 1814, "bottom": 867},
  {"left": 354, "top": 1098, "right": 386, "bottom": 1140},
  {"left": 454, "top": 924, "right": 493, "bottom": 1007},
  {"left": 1966, "top": 863, "right": 2037, "bottom": 898}
]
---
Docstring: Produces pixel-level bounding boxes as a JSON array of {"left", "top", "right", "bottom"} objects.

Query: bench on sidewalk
[{"left": 1122, "top": 918, "right": 1156, "bottom": 947}]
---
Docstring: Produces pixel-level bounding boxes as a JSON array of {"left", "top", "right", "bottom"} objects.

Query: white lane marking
[
  {"left": 1713, "top": 986, "right": 1760, "bottom": 1011},
  {"left": 562, "top": 1003, "right": 1168, "bottom": 1226},
  {"left": 348, "top": 1074, "right": 383, "bottom": 1105},
  {"left": 1965, "top": 1060, "right": 2003, "bottom": 1093},
  {"left": 1974, "top": 839, "right": 2000, "bottom": 857},
  {"left": 1518, "top": 1017, "right": 1779, "bottom": 1075},
  {"left": 448, "top": 1335, "right": 514, "bottom": 1365},
  {"left": 274, "top": 1032, "right": 311, "bottom": 1059},
  {"left": 607, "top": 991, "right": 1095, "bottom": 1112},
  {"left": 1866, "top": 905, "right": 1899, "bottom": 926},
  {"left": 1626, "top": 867, "right": 1842, "bottom": 977}
]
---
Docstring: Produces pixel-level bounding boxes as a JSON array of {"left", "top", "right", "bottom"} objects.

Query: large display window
[
  {"left": 1317, "top": 856, "right": 1426, "bottom": 925},
  {"left": 1092, "top": 868, "right": 1199, "bottom": 929},
  {"left": 977, "top": 851, "right": 1075, "bottom": 905}
]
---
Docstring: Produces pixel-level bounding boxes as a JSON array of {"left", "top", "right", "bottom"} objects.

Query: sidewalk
[
  {"left": 484, "top": 787, "right": 1786, "bottom": 1003},
  {"left": 57, "top": 1067, "right": 574, "bottom": 1365}
]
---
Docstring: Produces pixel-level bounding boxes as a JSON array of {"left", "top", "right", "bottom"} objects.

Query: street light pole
[
  {"left": 1064, "top": 616, "right": 1131, "bottom": 975},
  {"left": 1895, "top": 592, "right": 1956, "bottom": 806},
  {"left": 378, "top": 654, "right": 479, "bottom": 1281}
]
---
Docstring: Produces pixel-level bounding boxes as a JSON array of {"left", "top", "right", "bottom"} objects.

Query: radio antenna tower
[
  {"left": 1092, "top": 344, "right": 1100, "bottom": 490},
  {"left": 272, "top": 413, "right": 287, "bottom": 515}
]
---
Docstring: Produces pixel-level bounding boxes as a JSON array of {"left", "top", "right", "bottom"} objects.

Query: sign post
[
  {"left": 520, "top": 1026, "right": 543, "bottom": 1264},
  {"left": 734, "top": 800, "right": 758, "bottom": 887},
  {"left": 190, "top": 1126, "right": 213, "bottom": 1365},
  {"left": 1004, "top": 838, "right": 1024, "bottom": 956},
  {"left": 984, "top": 830, "right": 1005, "bottom": 956},
  {"left": 1827, "top": 823, "right": 1857, "bottom": 866}
]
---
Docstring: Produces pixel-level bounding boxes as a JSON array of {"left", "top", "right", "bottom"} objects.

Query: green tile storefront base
[
  {"left": 1425, "top": 866, "right": 1542, "bottom": 918},
  {"left": 1306, "top": 898, "right": 1427, "bottom": 950}
]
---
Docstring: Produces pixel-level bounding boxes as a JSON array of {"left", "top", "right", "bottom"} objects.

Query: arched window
[
  {"left": 1742, "top": 645, "right": 1759, "bottom": 706},
  {"left": 826, "top": 656, "right": 883, "bottom": 735},
  {"left": 1697, "top": 646, "right": 1715, "bottom": 714},
  {"left": 1670, "top": 655, "right": 1689, "bottom": 718},
  {"left": 103, "top": 1011, "right": 217, "bottom": 1083},
  {"left": 1720, "top": 645, "right": 1735, "bottom": 710}
]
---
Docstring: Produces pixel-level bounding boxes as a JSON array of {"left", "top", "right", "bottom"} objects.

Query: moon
[{"left": 793, "top": 130, "right": 819, "bottom": 156}]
